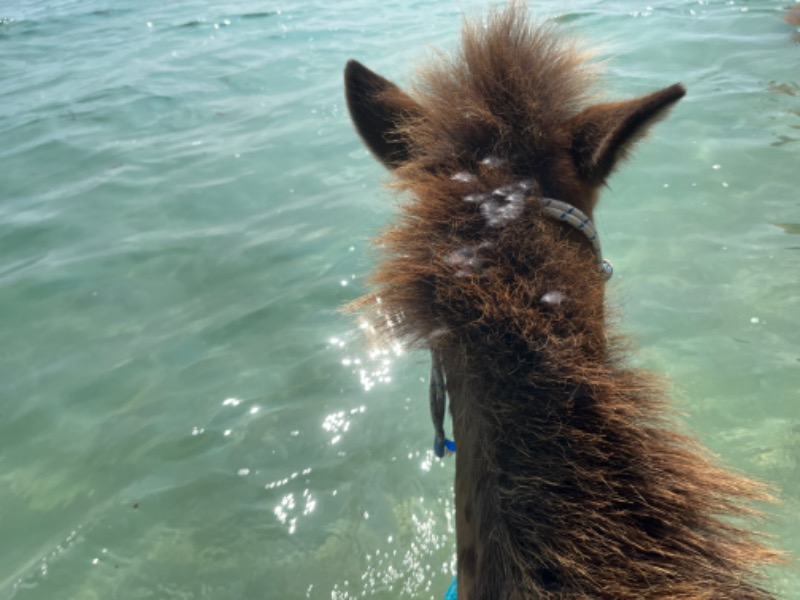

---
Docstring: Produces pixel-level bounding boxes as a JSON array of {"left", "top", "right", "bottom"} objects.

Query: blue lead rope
[
  {"left": 434, "top": 436, "right": 457, "bottom": 457},
  {"left": 445, "top": 576, "right": 457, "bottom": 600}
]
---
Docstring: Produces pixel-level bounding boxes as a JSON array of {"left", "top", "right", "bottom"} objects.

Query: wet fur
[{"left": 345, "top": 4, "right": 782, "bottom": 598}]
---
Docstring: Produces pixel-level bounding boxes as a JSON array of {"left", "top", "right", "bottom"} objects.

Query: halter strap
[
  {"left": 430, "top": 198, "right": 612, "bottom": 457},
  {"left": 540, "top": 198, "right": 613, "bottom": 281}
]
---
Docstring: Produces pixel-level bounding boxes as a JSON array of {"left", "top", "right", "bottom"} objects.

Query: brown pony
[{"left": 344, "top": 5, "right": 781, "bottom": 598}]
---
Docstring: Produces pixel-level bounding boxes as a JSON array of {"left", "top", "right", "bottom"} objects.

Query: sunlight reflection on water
[
  {"left": 330, "top": 495, "right": 457, "bottom": 600},
  {"left": 321, "top": 324, "right": 460, "bottom": 598},
  {"left": 329, "top": 326, "right": 404, "bottom": 393}
]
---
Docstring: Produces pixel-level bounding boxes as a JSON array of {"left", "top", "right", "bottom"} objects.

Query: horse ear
[
  {"left": 568, "top": 84, "right": 686, "bottom": 185},
  {"left": 344, "top": 60, "right": 422, "bottom": 169}
]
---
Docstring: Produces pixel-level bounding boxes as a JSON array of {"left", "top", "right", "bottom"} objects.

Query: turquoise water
[{"left": 1, "top": 0, "right": 799, "bottom": 597}]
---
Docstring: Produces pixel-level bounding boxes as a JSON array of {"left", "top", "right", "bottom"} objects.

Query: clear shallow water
[{"left": 0, "top": 0, "right": 798, "bottom": 597}]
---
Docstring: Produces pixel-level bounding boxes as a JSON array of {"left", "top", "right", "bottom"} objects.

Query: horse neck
[
  {"left": 439, "top": 308, "right": 775, "bottom": 599},
  {"left": 428, "top": 214, "right": 612, "bottom": 597},
  {"left": 443, "top": 318, "right": 608, "bottom": 599}
]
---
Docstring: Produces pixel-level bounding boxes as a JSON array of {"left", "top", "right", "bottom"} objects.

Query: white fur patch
[
  {"left": 451, "top": 172, "right": 477, "bottom": 183},
  {"left": 481, "top": 196, "right": 523, "bottom": 227},
  {"left": 445, "top": 246, "right": 485, "bottom": 277},
  {"left": 464, "top": 180, "right": 534, "bottom": 228},
  {"left": 480, "top": 156, "right": 504, "bottom": 168},
  {"left": 540, "top": 291, "right": 566, "bottom": 305}
]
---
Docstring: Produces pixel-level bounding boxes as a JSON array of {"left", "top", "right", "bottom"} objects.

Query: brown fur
[
  {"left": 344, "top": 4, "right": 782, "bottom": 598},
  {"left": 785, "top": 4, "right": 800, "bottom": 27}
]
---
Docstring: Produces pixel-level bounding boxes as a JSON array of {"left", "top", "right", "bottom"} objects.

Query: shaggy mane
[{"left": 402, "top": 10, "right": 595, "bottom": 172}]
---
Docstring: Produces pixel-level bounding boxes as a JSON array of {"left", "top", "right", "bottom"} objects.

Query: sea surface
[{"left": 1, "top": 0, "right": 799, "bottom": 598}]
